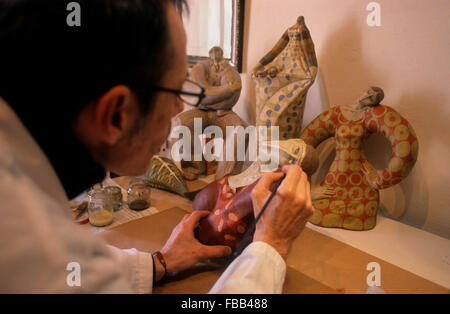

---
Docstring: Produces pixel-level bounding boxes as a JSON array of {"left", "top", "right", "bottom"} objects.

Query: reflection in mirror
[
  {"left": 184, "top": 0, "right": 232, "bottom": 59},
  {"left": 183, "top": 0, "right": 245, "bottom": 72}
]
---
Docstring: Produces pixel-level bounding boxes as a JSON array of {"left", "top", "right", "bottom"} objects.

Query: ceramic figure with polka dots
[
  {"left": 300, "top": 87, "right": 419, "bottom": 231},
  {"left": 252, "top": 16, "right": 318, "bottom": 140}
]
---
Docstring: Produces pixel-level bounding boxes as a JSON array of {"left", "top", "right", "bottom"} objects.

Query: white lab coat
[{"left": 0, "top": 98, "right": 286, "bottom": 293}]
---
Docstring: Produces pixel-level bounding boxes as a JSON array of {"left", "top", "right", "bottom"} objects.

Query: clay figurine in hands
[{"left": 192, "top": 139, "right": 325, "bottom": 251}]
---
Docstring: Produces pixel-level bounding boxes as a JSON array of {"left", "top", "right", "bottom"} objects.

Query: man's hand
[
  {"left": 157, "top": 211, "right": 232, "bottom": 281},
  {"left": 251, "top": 165, "right": 314, "bottom": 260}
]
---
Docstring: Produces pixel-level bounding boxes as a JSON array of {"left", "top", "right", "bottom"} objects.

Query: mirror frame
[{"left": 187, "top": 0, "right": 245, "bottom": 73}]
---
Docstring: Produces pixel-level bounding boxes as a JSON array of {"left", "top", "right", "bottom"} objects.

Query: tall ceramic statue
[
  {"left": 175, "top": 46, "right": 247, "bottom": 181},
  {"left": 300, "top": 87, "right": 419, "bottom": 231},
  {"left": 252, "top": 16, "right": 318, "bottom": 140},
  {"left": 193, "top": 139, "right": 321, "bottom": 250}
]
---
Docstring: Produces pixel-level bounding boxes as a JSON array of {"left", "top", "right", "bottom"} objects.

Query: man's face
[{"left": 110, "top": 4, "right": 186, "bottom": 176}]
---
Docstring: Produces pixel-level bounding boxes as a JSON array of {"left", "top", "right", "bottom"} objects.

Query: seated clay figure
[
  {"left": 193, "top": 139, "right": 328, "bottom": 250},
  {"left": 175, "top": 46, "right": 248, "bottom": 181}
]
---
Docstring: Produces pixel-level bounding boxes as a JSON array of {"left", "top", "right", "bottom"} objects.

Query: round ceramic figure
[{"left": 300, "top": 87, "right": 419, "bottom": 231}]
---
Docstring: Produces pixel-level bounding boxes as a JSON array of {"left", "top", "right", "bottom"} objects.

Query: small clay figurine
[
  {"left": 175, "top": 46, "right": 248, "bottom": 181},
  {"left": 301, "top": 87, "right": 419, "bottom": 231},
  {"left": 252, "top": 16, "right": 318, "bottom": 140},
  {"left": 193, "top": 139, "right": 322, "bottom": 250}
]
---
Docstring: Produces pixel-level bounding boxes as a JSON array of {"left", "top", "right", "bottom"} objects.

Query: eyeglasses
[{"left": 150, "top": 79, "right": 206, "bottom": 107}]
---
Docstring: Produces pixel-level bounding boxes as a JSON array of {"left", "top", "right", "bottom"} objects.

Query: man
[{"left": 0, "top": 0, "right": 314, "bottom": 293}]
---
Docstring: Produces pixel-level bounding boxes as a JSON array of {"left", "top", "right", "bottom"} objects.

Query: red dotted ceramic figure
[
  {"left": 301, "top": 87, "right": 419, "bottom": 230},
  {"left": 193, "top": 139, "right": 319, "bottom": 250}
]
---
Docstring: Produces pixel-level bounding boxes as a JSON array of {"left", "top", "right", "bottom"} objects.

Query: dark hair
[{"left": 0, "top": 0, "right": 187, "bottom": 124}]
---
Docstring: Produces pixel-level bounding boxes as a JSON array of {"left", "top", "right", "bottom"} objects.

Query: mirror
[{"left": 183, "top": 0, "right": 245, "bottom": 72}]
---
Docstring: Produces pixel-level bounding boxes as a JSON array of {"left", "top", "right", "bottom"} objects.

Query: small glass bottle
[
  {"left": 127, "top": 178, "right": 151, "bottom": 211},
  {"left": 88, "top": 188, "right": 114, "bottom": 227},
  {"left": 103, "top": 186, "right": 123, "bottom": 211}
]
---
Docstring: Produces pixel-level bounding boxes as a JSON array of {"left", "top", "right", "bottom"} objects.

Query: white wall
[{"left": 233, "top": 0, "right": 450, "bottom": 238}]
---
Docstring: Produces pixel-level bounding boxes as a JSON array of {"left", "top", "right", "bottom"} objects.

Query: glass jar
[
  {"left": 103, "top": 186, "right": 123, "bottom": 211},
  {"left": 127, "top": 179, "right": 151, "bottom": 211},
  {"left": 88, "top": 189, "right": 114, "bottom": 227}
]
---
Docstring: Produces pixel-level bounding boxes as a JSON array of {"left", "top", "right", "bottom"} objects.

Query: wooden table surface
[
  {"left": 100, "top": 207, "right": 339, "bottom": 294},
  {"left": 99, "top": 203, "right": 448, "bottom": 294},
  {"left": 89, "top": 176, "right": 449, "bottom": 294}
]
